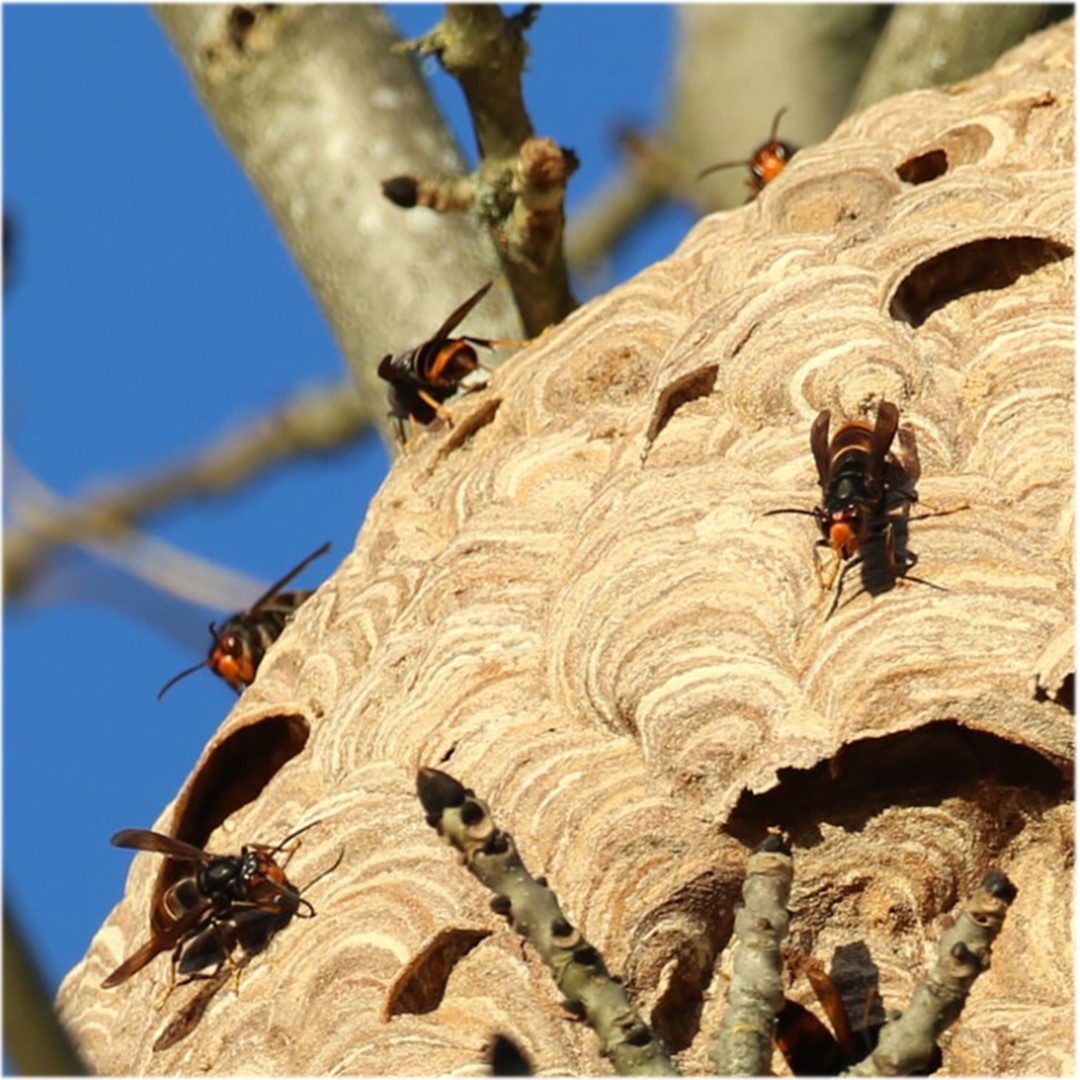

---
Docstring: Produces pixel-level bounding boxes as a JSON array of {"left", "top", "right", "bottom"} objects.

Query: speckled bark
[
  {"left": 153, "top": 4, "right": 519, "bottom": 433},
  {"left": 59, "top": 22, "right": 1073, "bottom": 1076}
]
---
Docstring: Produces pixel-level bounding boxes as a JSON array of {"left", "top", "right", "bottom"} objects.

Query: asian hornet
[
  {"left": 698, "top": 106, "right": 798, "bottom": 195},
  {"left": 377, "top": 281, "right": 523, "bottom": 447},
  {"left": 157, "top": 541, "right": 330, "bottom": 699},
  {"left": 768, "top": 401, "right": 966, "bottom": 611},
  {"left": 101, "top": 822, "right": 322, "bottom": 990},
  {"left": 775, "top": 958, "right": 883, "bottom": 1075}
]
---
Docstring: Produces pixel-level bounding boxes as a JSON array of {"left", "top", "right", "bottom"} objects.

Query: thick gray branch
[
  {"left": 849, "top": 4, "right": 1053, "bottom": 111},
  {"left": 153, "top": 4, "right": 518, "bottom": 441}
]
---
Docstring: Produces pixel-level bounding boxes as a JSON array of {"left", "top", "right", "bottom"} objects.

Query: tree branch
[
  {"left": 849, "top": 4, "right": 1053, "bottom": 111},
  {"left": 389, "top": 4, "right": 575, "bottom": 335},
  {"left": 417, "top": 768, "right": 679, "bottom": 1077},
  {"left": 848, "top": 872, "right": 1019, "bottom": 1076},
  {"left": 153, "top": 4, "right": 518, "bottom": 442},
  {"left": 399, "top": 4, "right": 536, "bottom": 160},
  {"left": 709, "top": 836, "right": 793, "bottom": 1075},
  {"left": 4, "top": 380, "right": 370, "bottom": 599},
  {"left": 3, "top": 904, "right": 88, "bottom": 1075}
]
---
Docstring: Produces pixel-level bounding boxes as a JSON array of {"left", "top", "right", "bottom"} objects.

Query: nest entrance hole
[
  {"left": 725, "top": 719, "right": 1068, "bottom": 847},
  {"left": 889, "top": 235, "right": 1073, "bottom": 328},
  {"left": 154, "top": 714, "right": 310, "bottom": 894}
]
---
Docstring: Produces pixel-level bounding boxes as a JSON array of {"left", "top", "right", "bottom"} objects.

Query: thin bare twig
[
  {"left": 390, "top": 5, "right": 576, "bottom": 335},
  {"left": 6, "top": 452, "right": 267, "bottom": 612},
  {"left": 4, "top": 381, "right": 375, "bottom": 599}
]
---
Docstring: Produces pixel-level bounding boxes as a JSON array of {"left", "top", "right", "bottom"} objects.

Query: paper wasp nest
[{"left": 61, "top": 21, "right": 1072, "bottom": 1076}]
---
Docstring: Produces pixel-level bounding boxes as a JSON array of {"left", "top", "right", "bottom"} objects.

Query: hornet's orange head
[
  {"left": 208, "top": 631, "right": 256, "bottom": 689},
  {"left": 826, "top": 506, "right": 866, "bottom": 560}
]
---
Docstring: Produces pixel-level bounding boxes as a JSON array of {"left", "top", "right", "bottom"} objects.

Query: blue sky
[{"left": 3, "top": 4, "right": 691, "bottom": 1003}]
